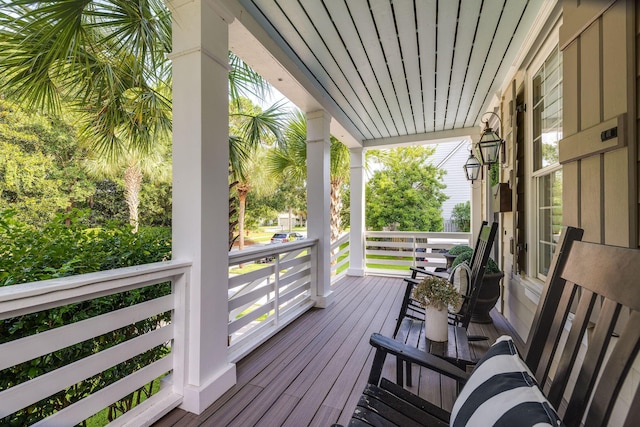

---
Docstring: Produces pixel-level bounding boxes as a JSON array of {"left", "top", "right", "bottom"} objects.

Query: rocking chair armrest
[
  {"left": 409, "top": 267, "right": 450, "bottom": 280},
  {"left": 368, "top": 333, "right": 470, "bottom": 385},
  {"left": 404, "top": 276, "right": 420, "bottom": 285}
]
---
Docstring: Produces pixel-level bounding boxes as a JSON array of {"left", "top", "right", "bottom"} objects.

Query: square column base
[
  {"left": 180, "top": 363, "right": 236, "bottom": 414},
  {"left": 312, "top": 290, "right": 335, "bottom": 308},
  {"left": 347, "top": 268, "right": 366, "bottom": 277}
]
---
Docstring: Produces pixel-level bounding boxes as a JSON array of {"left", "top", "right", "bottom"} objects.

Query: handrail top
[
  {"left": 365, "top": 231, "right": 472, "bottom": 240},
  {"left": 0, "top": 259, "right": 192, "bottom": 303},
  {"left": 229, "top": 238, "right": 318, "bottom": 264}
]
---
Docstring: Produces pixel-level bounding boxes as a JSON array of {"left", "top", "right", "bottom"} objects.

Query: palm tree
[
  {"left": 229, "top": 99, "right": 286, "bottom": 250},
  {"left": 83, "top": 139, "right": 172, "bottom": 233},
  {"left": 0, "top": 1, "right": 271, "bottom": 231},
  {"left": 268, "top": 110, "right": 350, "bottom": 242}
]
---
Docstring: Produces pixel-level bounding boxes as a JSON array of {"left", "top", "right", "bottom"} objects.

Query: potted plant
[
  {"left": 412, "top": 276, "right": 461, "bottom": 342},
  {"left": 443, "top": 244, "right": 473, "bottom": 270},
  {"left": 451, "top": 251, "right": 504, "bottom": 323}
]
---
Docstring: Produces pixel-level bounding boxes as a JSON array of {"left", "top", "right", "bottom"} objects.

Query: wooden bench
[{"left": 336, "top": 226, "right": 640, "bottom": 426}]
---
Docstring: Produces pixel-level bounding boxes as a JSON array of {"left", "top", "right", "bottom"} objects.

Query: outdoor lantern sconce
[
  {"left": 463, "top": 148, "right": 482, "bottom": 182},
  {"left": 477, "top": 111, "right": 504, "bottom": 165}
]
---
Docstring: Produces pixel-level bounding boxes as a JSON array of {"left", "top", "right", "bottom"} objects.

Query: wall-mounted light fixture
[
  {"left": 463, "top": 148, "right": 482, "bottom": 182},
  {"left": 463, "top": 111, "right": 504, "bottom": 182},
  {"left": 477, "top": 112, "right": 504, "bottom": 165}
]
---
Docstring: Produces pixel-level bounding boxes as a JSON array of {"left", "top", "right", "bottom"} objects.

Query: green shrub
[
  {"left": 0, "top": 209, "right": 172, "bottom": 425},
  {"left": 451, "top": 250, "right": 501, "bottom": 274},
  {"left": 447, "top": 244, "right": 472, "bottom": 256}
]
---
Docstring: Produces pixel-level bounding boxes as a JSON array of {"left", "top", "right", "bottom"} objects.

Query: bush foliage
[
  {"left": 451, "top": 201, "right": 471, "bottom": 232},
  {"left": 0, "top": 209, "right": 172, "bottom": 425},
  {"left": 447, "top": 244, "right": 472, "bottom": 256},
  {"left": 451, "top": 250, "right": 501, "bottom": 274}
]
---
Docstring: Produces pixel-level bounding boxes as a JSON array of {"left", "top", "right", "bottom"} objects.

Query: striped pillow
[
  {"left": 448, "top": 263, "right": 471, "bottom": 313},
  {"left": 450, "top": 336, "right": 563, "bottom": 427}
]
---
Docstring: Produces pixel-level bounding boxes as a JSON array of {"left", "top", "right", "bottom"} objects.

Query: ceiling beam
[{"left": 363, "top": 126, "right": 480, "bottom": 149}]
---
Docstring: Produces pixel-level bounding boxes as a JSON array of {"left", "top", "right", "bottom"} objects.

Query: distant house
[
  {"left": 428, "top": 141, "right": 471, "bottom": 231},
  {"left": 277, "top": 212, "right": 303, "bottom": 230}
]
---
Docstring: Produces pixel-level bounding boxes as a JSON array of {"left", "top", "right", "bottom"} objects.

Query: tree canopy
[
  {"left": 0, "top": 99, "right": 95, "bottom": 225},
  {"left": 267, "top": 110, "right": 350, "bottom": 240},
  {"left": 0, "top": 1, "right": 273, "bottom": 234},
  {"left": 366, "top": 146, "right": 447, "bottom": 231}
]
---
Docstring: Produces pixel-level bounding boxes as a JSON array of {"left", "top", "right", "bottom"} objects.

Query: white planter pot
[{"left": 425, "top": 306, "right": 448, "bottom": 342}]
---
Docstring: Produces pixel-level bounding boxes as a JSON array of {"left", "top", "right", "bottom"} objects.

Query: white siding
[{"left": 428, "top": 141, "right": 471, "bottom": 224}]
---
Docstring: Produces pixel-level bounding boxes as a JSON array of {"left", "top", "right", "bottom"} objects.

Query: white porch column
[
  {"left": 469, "top": 135, "right": 484, "bottom": 243},
  {"left": 348, "top": 147, "right": 365, "bottom": 276},
  {"left": 170, "top": 0, "right": 235, "bottom": 413},
  {"left": 306, "top": 110, "right": 334, "bottom": 307}
]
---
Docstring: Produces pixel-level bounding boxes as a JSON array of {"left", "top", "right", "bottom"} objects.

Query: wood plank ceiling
[{"left": 237, "top": 0, "right": 545, "bottom": 146}]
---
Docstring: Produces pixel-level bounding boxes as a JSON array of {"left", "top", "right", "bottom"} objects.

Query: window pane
[
  {"left": 533, "top": 47, "right": 562, "bottom": 171},
  {"left": 538, "top": 170, "right": 562, "bottom": 277}
]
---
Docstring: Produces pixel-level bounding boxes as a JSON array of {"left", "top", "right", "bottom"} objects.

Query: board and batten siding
[
  {"left": 495, "top": 0, "right": 640, "bottom": 341},
  {"left": 496, "top": 1, "right": 639, "bottom": 423},
  {"left": 559, "top": 0, "right": 638, "bottom": 247}
]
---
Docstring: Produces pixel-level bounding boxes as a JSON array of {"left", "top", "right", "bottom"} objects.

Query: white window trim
[{"left": 524, "top": 22, "right": 562, "bottom": 284}]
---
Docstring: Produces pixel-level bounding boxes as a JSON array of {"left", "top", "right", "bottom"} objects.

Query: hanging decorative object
[
  {"left": 462, "top": 111, "right": 505, "bottom": 181},
  {"left": 477, "top": 112, "right": 504, "bottom": 165},
  {"left": 463, "top": 149, "right": 482, "bottom": 182}
]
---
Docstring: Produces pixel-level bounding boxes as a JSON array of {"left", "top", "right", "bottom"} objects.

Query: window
[
  {"left": 531, "top": 46, "right": 562, "bottom": 279},
  {"left": 537, "top": 170, "right": 562, "bottom": 276},
  {"left": 532, "top": 47, "right": 562, "bottom": 171}
]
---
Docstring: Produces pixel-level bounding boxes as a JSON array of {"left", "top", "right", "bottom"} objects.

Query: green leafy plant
[
  {"left": 447, "top": 244, "right": 472, "bottom": 256},
  {"left": 0, "top": 209, "right": 172, "bottom": 425},
  {"left": 412, "top": 276, "right": 461, "bottom": 310},
  {"left": 451, "top": 250, "right": 501, "bottom": 274},
  {"left": 451, "top": 201, "right": 471, "bottom": 232}
]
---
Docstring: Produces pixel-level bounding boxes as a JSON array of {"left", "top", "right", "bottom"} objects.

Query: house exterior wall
[
  {"left": 494, "top": 0, "right": 638, "bottom": 421},
  {"left": 559, "top": 0, "right": 637, "bottom": 248},
  {"left": 496, "top": 0, "right": 640, "bottom": 339},
  {"left": 496, "top": 0, "right": 638, "bottom": 342}
]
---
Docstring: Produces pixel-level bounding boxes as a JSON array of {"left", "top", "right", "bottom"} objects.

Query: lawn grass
[
  {"left": 85, "top": 378, "right": 162, "bottom": 426},
  {"left": 366, "top": 263, "right": 410, "bottom": 271},
  {"left": 366, "top": 254, "right": 415, "bottom": 271},
  {"left": 229, "top": 262, "right": 271, "bottom": 275}
]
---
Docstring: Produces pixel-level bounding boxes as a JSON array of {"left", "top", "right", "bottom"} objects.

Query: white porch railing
[
  {"left": 0, "top": 260, "right": 190, "bottom": 427},
  {"left": 331, "top": 232, "right": 350, "bottom": 283},
  {"left": 227, "top": 239, "right": 318, "bottom": 362},
  {"left": 365, "top": 231, "right": 472, "bottom": 276},
  {"left": 0, "top": 230, "right": 470, "bottom": 425}
]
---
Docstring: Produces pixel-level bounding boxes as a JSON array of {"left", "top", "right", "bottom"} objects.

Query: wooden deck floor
[{"left": 155, "top": 274, "right": 522, "bottom": 427}]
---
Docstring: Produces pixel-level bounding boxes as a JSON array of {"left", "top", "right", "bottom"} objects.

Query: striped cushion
[{"left": 450, "top": 336, "right": 563, "bottom": 427}]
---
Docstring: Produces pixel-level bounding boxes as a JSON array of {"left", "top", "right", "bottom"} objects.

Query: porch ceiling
[{"left": 227, "top": 0, "right": 549, "bottom": 148}]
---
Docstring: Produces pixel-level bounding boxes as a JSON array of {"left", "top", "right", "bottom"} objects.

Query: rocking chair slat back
[
  {"left": 338, "top": 226, "right": 640, "bottom": 427},
  {"left": 525, "top": 230, "right": 640, "bottom": 426}
]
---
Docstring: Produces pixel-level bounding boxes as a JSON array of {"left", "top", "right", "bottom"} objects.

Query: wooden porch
[{"left": 155, "top": 274, "right": 522, "bottom": 427}]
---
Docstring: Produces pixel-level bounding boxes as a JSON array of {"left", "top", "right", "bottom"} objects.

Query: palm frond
[
  {"left": 228, "top": 52, "right": 270, "bottom": 108},
  {"left": 266, "top": 111, "right": 308, "bottom": 184},
  {"left": 87, "top": 0, "right": 171, "bottom": 82},
  {"left": 229, "top": 134, "right": 251, "bottom": 181},
  {"left": 233, "top": 100, "right": 287, "bottom": 151}
]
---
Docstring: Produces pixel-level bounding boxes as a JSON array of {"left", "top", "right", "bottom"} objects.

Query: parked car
[{"left": 270, "top": 232, "right": 305, "bottom": 244}]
